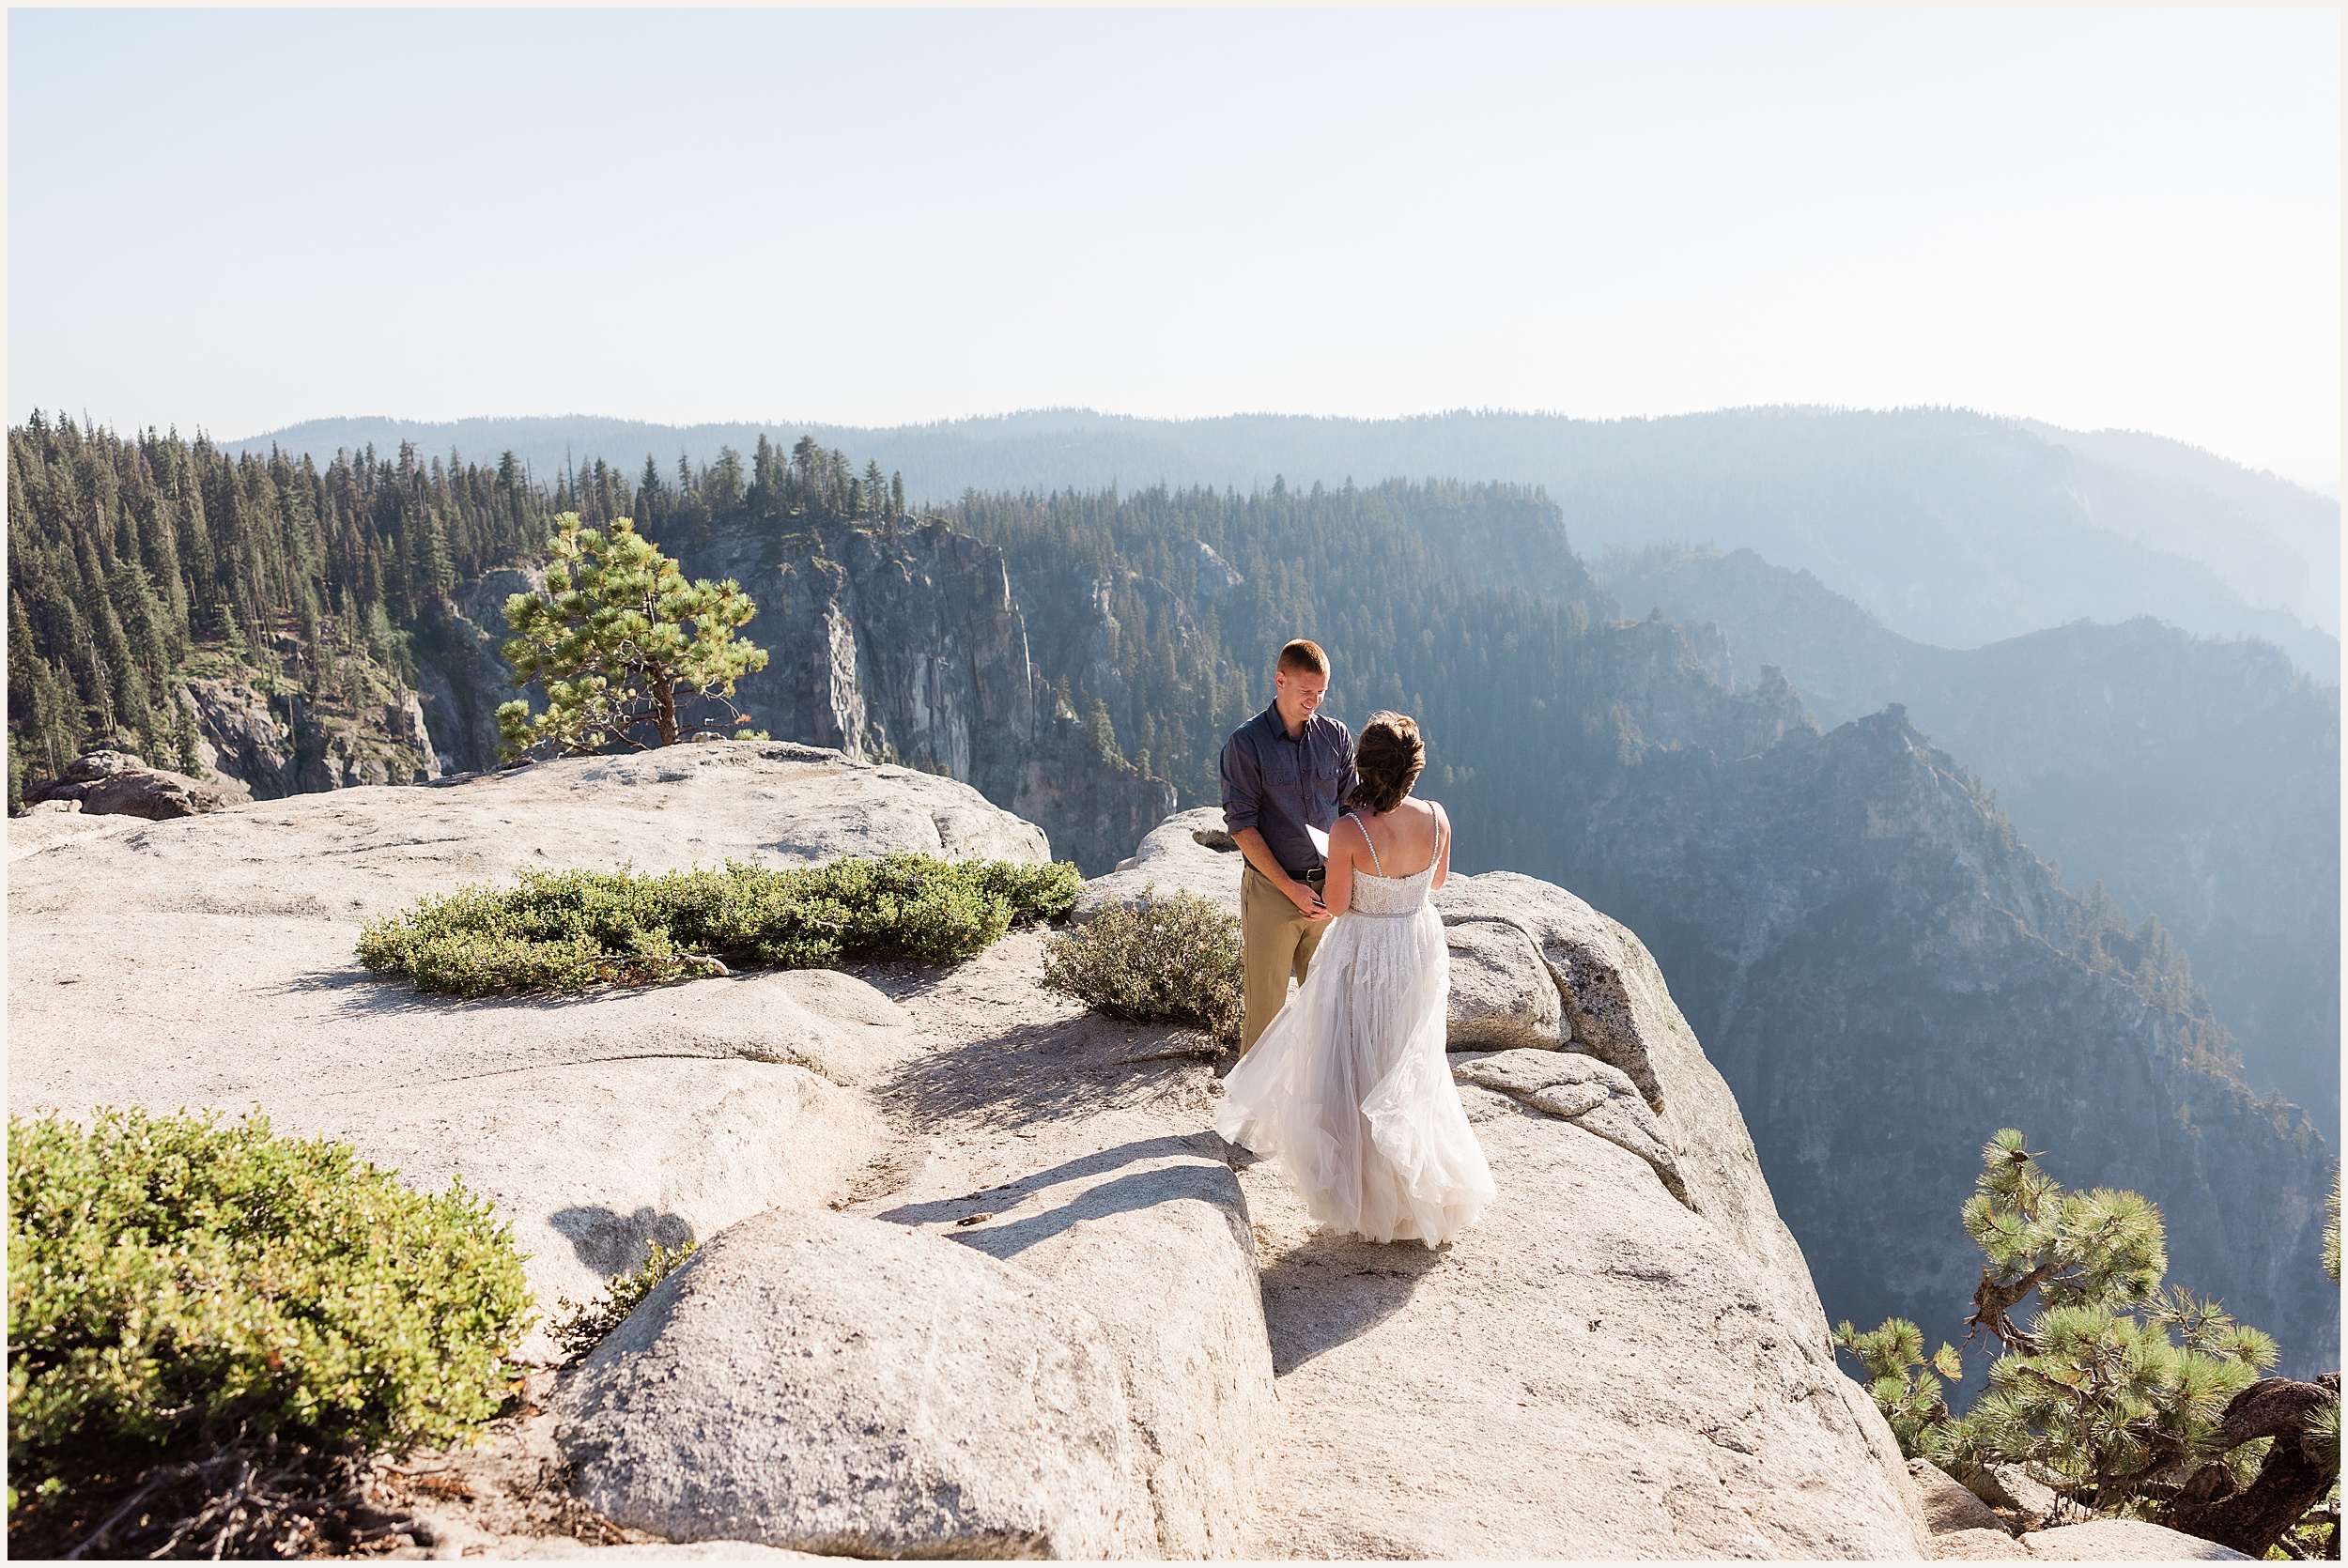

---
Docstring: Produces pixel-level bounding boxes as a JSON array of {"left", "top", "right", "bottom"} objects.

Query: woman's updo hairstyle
[{"left": 1347, "top": 711, "right": 1425, "bottom": 816}]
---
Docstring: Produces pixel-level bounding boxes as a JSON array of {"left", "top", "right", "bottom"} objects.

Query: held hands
[{"left": 1287, "top": 879, "right": 1331, "bottom": 920}]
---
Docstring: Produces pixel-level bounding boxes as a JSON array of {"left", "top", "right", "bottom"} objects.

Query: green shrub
[
  {"left": 1041, "top": 886, "right": 1244, "bottom": 1046},
  {"left": 548, "top": 1240, "right": 699, "bottom": 1360},
  {"left": 358, "top": 853, "right": 1082, "bottom": 996},
  {"left": 7, "top": 1109, "right": 532, "bottom": 1509}
]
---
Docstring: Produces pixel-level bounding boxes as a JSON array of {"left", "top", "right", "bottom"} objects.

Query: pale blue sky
[{"left": 8, "top": 8, "right": 2340, "bottom": 484}]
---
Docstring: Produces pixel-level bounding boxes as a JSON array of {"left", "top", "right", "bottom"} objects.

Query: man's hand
[{"left": 1231, "top": 824, "right": 1330, "bottom": 921}]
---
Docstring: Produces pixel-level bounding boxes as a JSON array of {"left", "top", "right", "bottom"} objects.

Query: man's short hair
[{"left": 1276, "top": 638, "right": 1330, "bottom": 678}]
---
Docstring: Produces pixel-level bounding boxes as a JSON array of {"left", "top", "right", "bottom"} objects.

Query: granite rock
[
  {"left": 555, "top": 1207, "right": 1151, "bottom": 1559},
  {"left": 2020, "top": 1519, "right": 2250, "bottom": 1560}
]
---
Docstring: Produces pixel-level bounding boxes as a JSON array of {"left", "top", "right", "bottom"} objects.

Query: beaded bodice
[{"left": 1344, "top": 809, "right": 1440, "bottom": 919}]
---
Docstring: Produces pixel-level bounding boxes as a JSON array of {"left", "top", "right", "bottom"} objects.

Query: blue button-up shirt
[{"left": 1220, "top": 702, "right": 1358, "bottom": 877}]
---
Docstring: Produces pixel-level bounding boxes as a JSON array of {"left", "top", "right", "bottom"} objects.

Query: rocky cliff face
[
  {"left": 105, "top": 511, "right": 1169, "bottom": 871},
  {"left": 672, "top": 517, "right": 1170, "bottom": 873},
  {"left": 1600, "top": 544, "right": 2340, "bottom": 1144},
  {"left": 174, "top": 640, "right": 439, "bottom": 800},
  {"left": 1592, "top": 612, "right": 1808, "bottom": 758},
  {"left": 8, "top": 746, "right": 1929, "bottom": 1559},
  {"left": 1564, "top": 708, "right": 2337, "bottom": 1376},
  {"left": 410, "top": 567, "right": 547, "bottom": 776}
]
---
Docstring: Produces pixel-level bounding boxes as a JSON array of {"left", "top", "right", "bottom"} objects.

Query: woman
[{"left": 1213, "top": 711, "right": 1496, "bottom": 1247}]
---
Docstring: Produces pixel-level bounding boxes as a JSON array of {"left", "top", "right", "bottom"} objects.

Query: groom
[{"left": 1220, "top": 638, "right": 1358, "bottom": 1055}]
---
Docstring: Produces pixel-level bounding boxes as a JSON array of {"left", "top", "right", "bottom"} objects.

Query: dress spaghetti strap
[{"left": 1344, "top": 810, "right": 1383, "bottom": 877}]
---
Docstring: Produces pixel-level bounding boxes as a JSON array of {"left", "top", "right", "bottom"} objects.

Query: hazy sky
[{"left": 8, "top": 8, "right": 2340, "bottom": 485}]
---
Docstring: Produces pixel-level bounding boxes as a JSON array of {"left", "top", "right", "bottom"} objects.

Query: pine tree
[
  {"left": 173, "top": 695, "right": 202, "bottom": 776},
  {"left": 495, "top": 514, "right": 768, "bottom": 759},
  {"left": 1832, "top": 1317, "right": 1964, "bottom": 1456},
  {"left": 1085, "top": 698, "right": 1122, "bottom": 767},
  {"left": 1835, "top": 1129, "right": 2316, "bottom": 1533}
]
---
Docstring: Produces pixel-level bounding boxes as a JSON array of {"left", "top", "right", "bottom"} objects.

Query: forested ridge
[
  {"left": 5, "top": 417, "right": 903, "bottom": 800},
  {"left": 7, "top": 415, "right": 549, "bottom": 787},
  {"left": 233, "top": 406, "right": 2343, "bottom": 681},
  {"left": 950, "top": 477, "right": 1609, "bottom": 849}
]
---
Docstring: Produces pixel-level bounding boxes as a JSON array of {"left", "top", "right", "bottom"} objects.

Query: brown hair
[
  {"left": 1347, "top": 711, "right": 1425, "bottom": 815},
  {"left": 1275, "top": 638, "right": 1330, "bottom": 678}
]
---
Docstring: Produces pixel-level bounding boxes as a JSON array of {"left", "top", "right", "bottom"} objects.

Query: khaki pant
[{"left": 1240, "top": 865, "right": 1330, "bottom": 1055}]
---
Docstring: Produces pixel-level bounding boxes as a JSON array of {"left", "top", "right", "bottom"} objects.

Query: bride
[{"left": 1213, "top": 711, "right": 1496, "bottom": 1247}]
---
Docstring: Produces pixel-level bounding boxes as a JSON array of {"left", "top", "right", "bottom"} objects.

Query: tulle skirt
[{"left": 1213, "top": 904, "right": 1496, "bottom": 1247}]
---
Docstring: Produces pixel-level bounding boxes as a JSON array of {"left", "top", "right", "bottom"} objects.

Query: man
[{"left": 1220, "top": 638, "right": 1358, "bottom": 1054}]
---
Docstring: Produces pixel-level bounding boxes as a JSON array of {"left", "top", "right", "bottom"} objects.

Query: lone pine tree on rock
[
  {"left": 497, "top": 514, "right": 768, "bottom": 759},
  {"left": 1835, "top": 1130, "right": 2340, "bottom": 1557}
]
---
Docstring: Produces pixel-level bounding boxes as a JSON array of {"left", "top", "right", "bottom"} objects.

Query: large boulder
[
  {"left": 1442, "top": 915, "right": 1568, "bottom": 1049},
  {"left": 1967, "top": 1463, "right": 2062, "bottom": 1531},
  {"left": 555, "top": 1207, "right": 1153, "bottom": 1559},
  {"left": 76, "top": 764, "right": 253, "bottom": 819},
  {"left": 64, "top": 747, "right": 144, "bottom": 781},
  {"left": 1908, "top": 1459, "right": 2013, "bottom": 1536},
  {"left": 22, "top": 751, "right": 254, "bottom": 819},
  {"left": 1071, "top": 804, "right": 1243, "bottom": 922},
  {"left": 947, "top": 1145, "right": 1269, "bottom": 1559}
]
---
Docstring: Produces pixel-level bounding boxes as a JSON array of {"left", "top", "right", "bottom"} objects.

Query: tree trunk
[
  {"left": 1968, "top": 1262, "right": 2055, "bottom": 1352},
  {"left": 2155, "top": 1377, "right": 2339, "bottom": 1559},
  {"left": 652, "top": 669, "right": 678, "bottom": 747}
]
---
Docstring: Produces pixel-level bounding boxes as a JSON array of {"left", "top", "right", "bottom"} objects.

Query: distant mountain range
[
  {"left": 227, "top": 407, "right": 2341, "bottom": 680},
  {"left": 1598, "top": 544, "right": 2341, "bottom": 1146}
]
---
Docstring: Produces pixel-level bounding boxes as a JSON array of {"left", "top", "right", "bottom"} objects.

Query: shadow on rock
[
  {"left": 550, "top": 1205, "right": 697, "bottom": 1277},
  {"left": 1257, "top": 1229, "right": 1448, "bottom": 1376},
  {"left": 880, "top": 1132, "right": 1232, "bottom": 1264},
  {"left": 876, "top": 1012, "right": 1203, "bottom": 1131},
  {"left": 275, "top": 964, "right": 724, "bottom": 1011}
]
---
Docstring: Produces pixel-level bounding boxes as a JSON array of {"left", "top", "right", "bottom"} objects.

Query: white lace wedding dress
[{"left": 1212, "top": 812, "right": 1496, "bottom": 1247}]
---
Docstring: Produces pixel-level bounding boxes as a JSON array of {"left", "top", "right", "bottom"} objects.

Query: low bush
[
  {"left": 548, "top": 1240, "right": 699, "bottom": 1360},
  {"left": 8, "top": 1109, "right": 532, "bottom": 1552},
  {"left": 1041, "top": 886, "right": 1244, "bottom": 1046},
  {"left": 358, "top": 853, "right": 1081, "bottom": 995}
]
